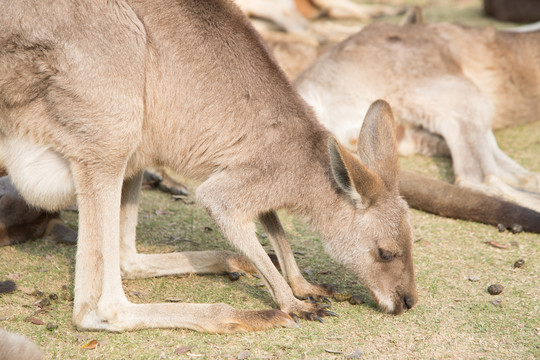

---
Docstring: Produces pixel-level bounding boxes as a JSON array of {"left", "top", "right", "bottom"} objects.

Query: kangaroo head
[{"left": 327, "top": 100, "right": 417, "bottom": 315}]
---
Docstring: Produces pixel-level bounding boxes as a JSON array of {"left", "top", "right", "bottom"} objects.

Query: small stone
[
  {"left": 228, "top": 272, "right": 240, "bottom": 281},
  {"left": 34, "top": 297, "right": 50, "bottom": 308},
  {"left": 514, "top": 259, "right": 525, "bottom": 268},
  {"left": 497, "top": 223, "right": 506, "bottom": 232},
  {"left": 468, "top": 275, "right": 480, "bottom": 282},
  {"left": 346, "top": 349, "right": 363, "bottom": 359},
  {"left": 237, "top": 350, "right": 251, "bottom": 360},
  {"left": 0, "top": 280, "right": 17, "bottom": 294},
  {"left": 510, "top": 224, "right": 523, "bottom": 234},
  {"left": 491, "top": 298, "right": 503, "bottom": 306},
  {"left": 46, "top": 322, "right": 58, "bottom": 331},
  {"left": 487, "top": 284, "right": 504, "bottom": 295},
  {"left": 348, "top": 295, "right": 364, "bottom": 305}
]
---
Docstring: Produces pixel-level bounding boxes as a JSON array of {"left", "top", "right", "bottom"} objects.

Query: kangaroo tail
[{"left": 399, "top": 170, "right": 540, "bottom": 234}]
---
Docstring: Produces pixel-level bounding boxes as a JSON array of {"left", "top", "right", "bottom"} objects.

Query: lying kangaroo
[
  {"left": 295, "top": 12, "right": 540, "bottom": 213},
  {"left": 0, "top": 176, "right": 77, "bottom": 246},
  {"left": 235, "top": 0, "right": 399, "bottom": 33},
  {"left": 0, "top": 0, "right": 416, "bottom": 332}
]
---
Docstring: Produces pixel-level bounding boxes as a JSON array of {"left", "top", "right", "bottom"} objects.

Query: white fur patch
[
  {"left": 372, "top": 289, "right": 395, "bottom": 313},
  {"left": 1, "top": 138, "right": 75, "bottom": 211}
]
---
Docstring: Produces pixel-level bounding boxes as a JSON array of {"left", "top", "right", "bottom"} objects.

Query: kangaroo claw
[{"left": 322, "top": 310, "right": 339, "bottom": 317}]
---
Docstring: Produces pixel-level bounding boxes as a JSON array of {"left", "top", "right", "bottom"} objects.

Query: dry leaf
[
  {"left": 485, "top": 241, "right": 508, "bottom": 249},
  {"left": 174, "top": 346, "right": 193, "bottom": 355},
  {"left": 324, "top": 349, "right": 344, "bottom": 354},
  {"left": 18, "top": 286, "right": 34, "bottom": 295},
  {"left": 25, "top": 317, "right": 45, "bottom": 325},
  {"left": 81, "top": 339, "right": 99, "bottom": 350},
  {"left": 165, "top": 298, "right": 183, "bottom": 303}
]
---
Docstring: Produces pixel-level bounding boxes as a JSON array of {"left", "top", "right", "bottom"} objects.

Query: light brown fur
[{"left": 0, "top": 0, "right": 416, "bottom": 332}]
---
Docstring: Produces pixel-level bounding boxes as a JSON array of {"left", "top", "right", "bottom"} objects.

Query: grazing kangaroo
[
  {"left": 295, "top": 11, "right": 540, "bottom": 214},
  {"left": 0, "top": 0, "right": 416, "bottom": 333}
]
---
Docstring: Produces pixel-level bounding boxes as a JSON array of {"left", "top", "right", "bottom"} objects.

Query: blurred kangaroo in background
[
  {"left": 235, "top": 0, "right": 400, "bottom": 33},
  {"left": 295, "top": 7, "right": 540, "bottom": 216}
]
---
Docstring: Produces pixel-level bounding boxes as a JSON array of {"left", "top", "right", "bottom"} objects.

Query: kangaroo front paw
[
  {"left": 285, "top": 300, "right": 338, "bottom": 323},
  {"left": 291, "top": 278, "right": 338, "bottom": 302}
]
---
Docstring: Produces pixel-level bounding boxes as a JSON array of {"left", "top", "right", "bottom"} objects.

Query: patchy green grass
[
  {"left": 1, "top": 1, "right": 539, "bottom": 359},
  {"left": 1, "top": 121, "right": 539, "bottom": 359}
]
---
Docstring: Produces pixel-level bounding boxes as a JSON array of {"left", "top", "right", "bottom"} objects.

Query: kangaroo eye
[{"left": 378, "top": 248, "right": 394, "bottom": 262}]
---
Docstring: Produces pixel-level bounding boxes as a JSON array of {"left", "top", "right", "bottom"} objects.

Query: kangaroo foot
[
  {"left": 143, "top": 168, "right": 189, "bottom": 196},
  {"left": 285, "top": 299, "right": 338, "bottom": 323},
  {"left": 224, "top": 253, "right": 258, "bottom": 275},
  {"left": 158, "top": 171, "right": 189, "bottom": 196},
  {"left": 225, "top": 308, "right": 299, "bottom": 332}
]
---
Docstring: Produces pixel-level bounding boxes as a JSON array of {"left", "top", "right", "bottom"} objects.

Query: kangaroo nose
[{"left": 403, "top": 295, "right": 416, "bottom": 310}]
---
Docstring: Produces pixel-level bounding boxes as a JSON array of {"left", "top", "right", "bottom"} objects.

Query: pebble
[
  {"left": 487, "top": 284, "right": 504, "bottom": 295},
  {"left": 348, "top": 295, "right": 364, "bottom": 305},
  {"left": 237, "top": 350, "right": 251, "bottom": 360},
  {"left": 228, "top": 272, "right": 240, "bottom": 281},
  {"left": 346, "top": 349, "right": 363, "bottom": 359}
]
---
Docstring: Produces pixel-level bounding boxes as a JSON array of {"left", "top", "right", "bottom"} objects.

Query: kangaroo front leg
[
  {"left": 119, "top": 172, "right": 256, "bottom": 279},
  {"left": 197, "top": 179, "right": 335, "bottom": 322},
  {"left": 259, "top": 211, "right": 335, "bottom": 300},
  {"left": 72, "top": 163, "right": 130, "bottom": 330}
]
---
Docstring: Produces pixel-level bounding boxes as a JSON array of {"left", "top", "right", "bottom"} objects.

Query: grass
[{"left": 1, "top": 1, "right": 539, "bottom": 359}]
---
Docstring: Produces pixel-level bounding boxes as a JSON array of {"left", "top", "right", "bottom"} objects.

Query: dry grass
[{"left": 1, "top": 1, "right": 540, "bottom": 359}]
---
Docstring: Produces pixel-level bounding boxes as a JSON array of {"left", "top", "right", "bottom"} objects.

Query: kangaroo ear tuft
[
  {"left": 328, "top": 136, "right": 383, "bottom": 207},
  {"left": 357, "top": 100, "right": 399, "bottom": 190}
]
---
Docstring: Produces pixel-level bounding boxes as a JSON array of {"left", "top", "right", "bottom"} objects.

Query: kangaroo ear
[
  {"left": 328, "top": 137, "right": 384, "bottom": 207},
  {"left": 356, "top": 100, "right": 399, "bottom": 190}
]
